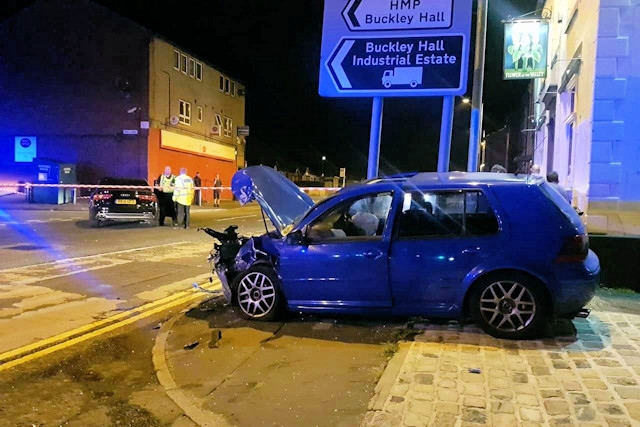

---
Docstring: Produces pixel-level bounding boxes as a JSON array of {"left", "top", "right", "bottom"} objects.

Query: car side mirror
[{"left": 286, "top": 229, "right": 307, "bottom": 246}]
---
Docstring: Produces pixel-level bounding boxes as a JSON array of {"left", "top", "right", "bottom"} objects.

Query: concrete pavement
[{"left": 155, "top": 302, "right": 640, "bottom": 427}]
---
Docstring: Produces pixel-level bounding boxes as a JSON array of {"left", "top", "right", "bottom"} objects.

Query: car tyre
[
  {"left": 89, "top": 216, "right": 100, "bottom": 228},
  {"left": 232, "top": 265, "right": 282, "bottom": 321},
  {"left": 469, "top": 273, "right": 546, "bottom": 340}
]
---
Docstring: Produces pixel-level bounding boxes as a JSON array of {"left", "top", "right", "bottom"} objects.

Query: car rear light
[
  {"left": 555, "top": 234, "right": 589, "bottom": 263},
  {"left": 138, "top": 194, "right": 157, "bottom": 202},
  {"left": 93, "top": 193, "right": 112, "bottom": 201}
]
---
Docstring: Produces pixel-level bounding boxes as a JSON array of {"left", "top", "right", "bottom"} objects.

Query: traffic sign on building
[{"left": 319, "top": 0, "right": 472, "bottom": 97}]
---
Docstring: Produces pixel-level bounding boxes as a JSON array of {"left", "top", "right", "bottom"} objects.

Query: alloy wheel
[
  {"left": 237, "top": 271, "right": 277, "bottom": 318},
  {"left": 478, "top": 280, "right": 536, "bottom": 333}
]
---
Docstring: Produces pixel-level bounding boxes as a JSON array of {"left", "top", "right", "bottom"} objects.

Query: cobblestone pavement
[{"left": 362, "top": 310, "right": 640, "bottom": 427}]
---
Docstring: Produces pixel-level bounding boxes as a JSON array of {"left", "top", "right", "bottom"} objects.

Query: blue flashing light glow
[
  {"left": 0, "top": 208, "right": 117, "bottom": 299},
  {"left": 437, "top": 255, "right": 446, "bottom": 260}
]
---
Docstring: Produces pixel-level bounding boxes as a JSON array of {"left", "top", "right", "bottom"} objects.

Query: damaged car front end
[{"left": 200, "top": 166, "right": 315, "bottom": 320}]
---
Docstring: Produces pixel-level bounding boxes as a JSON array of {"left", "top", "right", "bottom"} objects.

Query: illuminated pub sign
[{"left": 503, "top": 21, "right": 549, "bottom": 80}]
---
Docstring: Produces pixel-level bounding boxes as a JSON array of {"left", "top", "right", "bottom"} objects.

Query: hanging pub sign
[{"left": 503, "top": 20, "right": 549, "bottom": 80}]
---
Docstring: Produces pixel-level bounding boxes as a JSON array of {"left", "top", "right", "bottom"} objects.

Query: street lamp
[
  {"left": 462, "top": 97, "right": 471, "bottom": 104},
  {"left": 321, "top": 156, "right": 326, "bottom": 177}
]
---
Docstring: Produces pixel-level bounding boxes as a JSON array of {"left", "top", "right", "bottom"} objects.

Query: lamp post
[{"left": 321, "top": 156, "right": 326, "bottom": 177}]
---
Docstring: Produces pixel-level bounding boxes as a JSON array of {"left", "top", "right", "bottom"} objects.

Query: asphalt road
[{"left": 0, "top": 202, "right": 403, "bottom": 427}]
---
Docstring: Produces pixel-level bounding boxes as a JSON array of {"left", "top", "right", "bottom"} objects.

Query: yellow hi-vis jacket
[
  {"left": 172, "top": 174, "right": 195, "bottom": 206},
  {"left": 159, "top": 174, "right": 175, "bottom": 193}
]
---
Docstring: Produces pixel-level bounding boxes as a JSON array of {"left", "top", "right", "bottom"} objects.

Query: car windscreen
[
  {"left": 98, "top": 178, "right": 149, "bottom": 186},
  {"left": 538, "top": 182, "right": 584, "bottom": 232}
]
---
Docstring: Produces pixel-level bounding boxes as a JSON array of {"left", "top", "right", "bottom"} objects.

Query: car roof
[
  {"left": 98, "top": 177, "right": 149, "bottom": 186},
  {"left": 406, "top": 172, "right": 536, "bottom": 187},
  {"left": 364, "top": 172, "right": 537, "bottom": 188}
]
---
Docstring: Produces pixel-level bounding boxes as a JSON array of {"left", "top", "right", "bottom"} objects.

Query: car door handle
[{"left": 363, "top": 249, "right": 383, "bottom": 258}]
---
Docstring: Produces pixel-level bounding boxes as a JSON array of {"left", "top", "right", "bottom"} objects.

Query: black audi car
[{"left": 89, "top": 177, "right": 158, "bottom": 227}]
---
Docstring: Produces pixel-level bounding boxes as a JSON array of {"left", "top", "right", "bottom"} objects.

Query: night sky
[{"left": 3, "top": 0, "right": 538, "bottom": 179}]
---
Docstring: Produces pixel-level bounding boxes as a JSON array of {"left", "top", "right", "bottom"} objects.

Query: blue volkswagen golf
[{"left": 209, "top": 166, "right": 600, "bottom": 340}]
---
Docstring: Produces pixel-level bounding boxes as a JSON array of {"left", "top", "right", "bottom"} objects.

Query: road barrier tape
[
  {"left": 0, "top": 277, "right": 222, "bottom": 372},
  {"left": 0, "top": 183, "right": 343, "bottom": 193}
]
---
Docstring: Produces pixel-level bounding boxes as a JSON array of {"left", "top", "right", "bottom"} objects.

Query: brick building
[{"left": 0, "top": 0, "right": 246, "bottom": 195}]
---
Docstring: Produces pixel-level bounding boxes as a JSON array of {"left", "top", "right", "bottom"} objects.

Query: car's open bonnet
[{"left": 231, "top": 166, "right": 315, "bottom": 237}]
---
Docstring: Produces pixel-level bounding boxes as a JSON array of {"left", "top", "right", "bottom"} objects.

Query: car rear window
[
  {"left": 98, "top": 177, "right": 149, "bottom": 186},
  {"left": 398, "top": 190, "right": 499, "bottom": 238}
]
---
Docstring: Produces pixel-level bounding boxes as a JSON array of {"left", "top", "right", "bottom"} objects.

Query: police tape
[{"left": 0, "top": 183, "right": 343, "bottom": 193}]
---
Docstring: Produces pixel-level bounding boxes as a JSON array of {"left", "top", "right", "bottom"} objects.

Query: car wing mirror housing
[
  {"left": 286, "top": 228, "right": 307, "bottom": 246},
  {"left": 287, "top": 226, "right": 311, "bottom": 246}
]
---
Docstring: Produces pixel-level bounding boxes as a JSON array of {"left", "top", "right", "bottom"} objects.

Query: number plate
[{"left": 115, "top": 199, "right": 136, "bottom": 205}]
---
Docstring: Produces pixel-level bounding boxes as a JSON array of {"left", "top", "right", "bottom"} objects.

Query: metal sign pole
[
  {"left": 468, "top": 0, "right": 488, "bottom": 172},
  {"left": 367, "top": 97, "right": 384, "bottom": 179},
  {"left": 438, "top": 96, "right": 455, "bottom": 172}
]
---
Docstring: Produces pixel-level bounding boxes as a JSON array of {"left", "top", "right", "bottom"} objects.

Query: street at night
[
  {"left": 3, "top": 0, "right": 640, "bottom": 425},
  {"left": 0, "top": 200, "right": 638, "bottom": 426}
]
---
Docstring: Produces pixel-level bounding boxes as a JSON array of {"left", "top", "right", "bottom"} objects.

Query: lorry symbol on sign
[{"left": 382, "top": 67, "right": 423, "bottom": 88}]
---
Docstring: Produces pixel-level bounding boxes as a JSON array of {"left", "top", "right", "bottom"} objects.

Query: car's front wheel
[
  {"left": 232, "top": 265, "right": 281, "bottom": 321},
  {"left": 470, "top": 273, "right": 546, "bottom": 340}
]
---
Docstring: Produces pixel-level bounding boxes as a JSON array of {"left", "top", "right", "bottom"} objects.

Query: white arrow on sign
[
  {"left": 342, "top": 0, "right": 453, "bottom": 31},
  {"left": 329, "top": 39, "right": 354, "bottom": 89}
]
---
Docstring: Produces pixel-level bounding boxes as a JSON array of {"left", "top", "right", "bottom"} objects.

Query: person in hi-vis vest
[
  {"left": 156, "top": 166, "right": 177, "bottom": 226},
  {"left": 173, "top": 167, "right": 195, "bottom": 229}
]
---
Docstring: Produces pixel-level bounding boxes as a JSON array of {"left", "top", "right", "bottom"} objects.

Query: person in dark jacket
[{"left": 193, "top": 172, "right": 202, "bottom": 206}]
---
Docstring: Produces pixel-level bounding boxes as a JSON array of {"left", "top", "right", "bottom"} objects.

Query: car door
[
  {"left": 278, "top": 191, "right": 395, "bottom": 310},
  {"left": 389, "top": 189, "right": 502, "bottom": 314}
]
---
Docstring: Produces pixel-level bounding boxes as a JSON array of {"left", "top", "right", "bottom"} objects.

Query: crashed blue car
[{"left": 208, "top": 165, "right": 600, "bottom": 339}]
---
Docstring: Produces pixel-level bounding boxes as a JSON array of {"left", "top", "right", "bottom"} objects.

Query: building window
[
  {"left": 225, "top": 78, "right": 230, "bottom": 94},
  {"left": 224, "top": 116, "right": 232, "bottom": 137},
  {"left": 196, "top": 62, "right": 202, "bottom": 81},
  {"left": 179, "top": 100, "right": 191, "bottom": 125},
  {"left": 230, "top": 81, "right": 236, "bottom": 96},
  {"left": 188, "top": 58, "right": 195, "bottom": 77},
  {"left": 197, "top": 106, "right": 203, "bottom": 122},
  {"left": 180, "top": 53, "right": 187, "bottom": 74},
  {"left": 215, "top": 113, "right": 222, "bottom": 126},
  {"left": 219, "top": 75, "right": 224, "bottom": 91},
  {"left": 173, "top": 50, "right": 180, "bottom": 70}
]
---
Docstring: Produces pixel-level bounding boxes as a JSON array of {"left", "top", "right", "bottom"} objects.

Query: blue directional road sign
[
  {"left": 319, "top": 0, "right": 472, "bottom": 98},
  {"left": 328, "top": 35, "right": 464, "bottom": 94}
]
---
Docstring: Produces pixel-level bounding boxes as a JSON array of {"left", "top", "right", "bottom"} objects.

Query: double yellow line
[{"left": 0, "top": 276, "right": 221, "bottom": 372}]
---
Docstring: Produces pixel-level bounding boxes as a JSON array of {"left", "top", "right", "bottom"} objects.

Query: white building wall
[{"left": 588, "top": 0, "right": 640, "bottom": 234}]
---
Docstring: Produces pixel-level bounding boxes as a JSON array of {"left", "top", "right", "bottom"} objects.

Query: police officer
[
  {"left": 157, "top": 165, "right": 177, "bottom": 226},
  {"left": 173, "top": 167, "right": 195, "bottom": 229}
]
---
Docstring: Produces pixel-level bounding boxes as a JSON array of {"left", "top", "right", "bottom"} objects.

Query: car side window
[
  {"left": 307, "top": 192, "right": 393, "bottom": 242},
  {"left": 398, "top": 190, "right": 498, "bottom": 238}
]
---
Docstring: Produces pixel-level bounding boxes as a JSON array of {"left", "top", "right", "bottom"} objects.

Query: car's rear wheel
[
  {"left": 232, "top": 265, "right": 281, "bottom": 321},
  {"left": 470, "top": 273, "right": 546, "bottom": 340},
  {"left": 89, "top": 216, "right": 100, "bottom": 228}
]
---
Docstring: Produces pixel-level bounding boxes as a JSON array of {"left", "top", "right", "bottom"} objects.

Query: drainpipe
[{"left": 161, "top": 69, "right": 171, "bottom": 120}]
